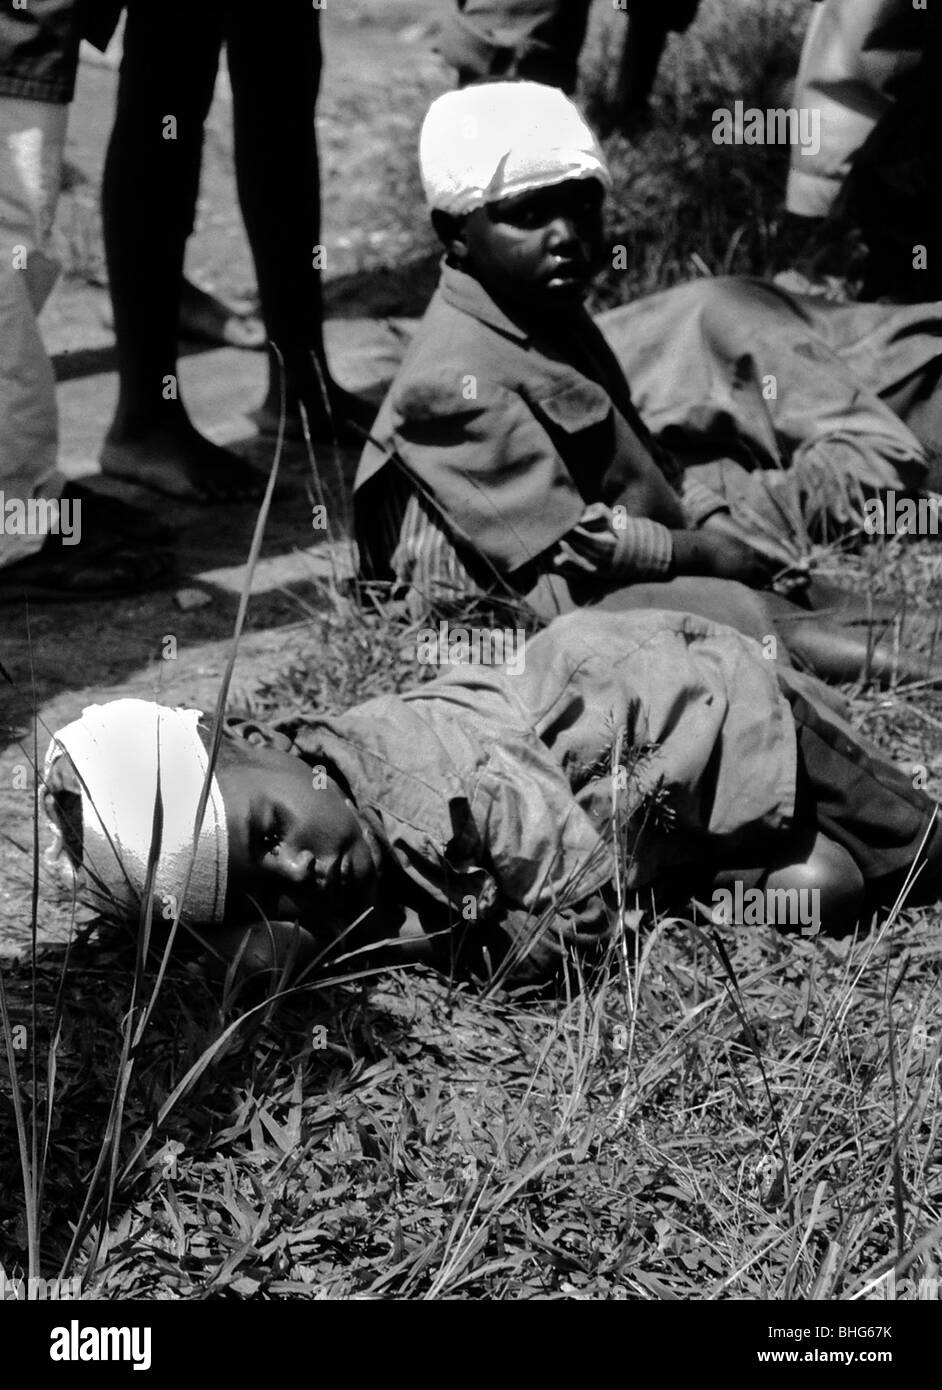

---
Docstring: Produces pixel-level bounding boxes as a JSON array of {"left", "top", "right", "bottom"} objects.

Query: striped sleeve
[
  {"left": 681, "top": 475, "right": 731, "bottom": 526},
  {"left": 552, "top": 502, "right": 673, "bottom": 581},
  {"left": 391, "top": 487, "right": 489, "bottom": 612}
]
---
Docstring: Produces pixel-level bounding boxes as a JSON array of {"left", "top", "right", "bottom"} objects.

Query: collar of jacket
[
  {"left": 438, "top": 258, "right": 593, "bottom": 347},
  {"left": 287, "top": 701, "right": 493, "bottom": 895}
]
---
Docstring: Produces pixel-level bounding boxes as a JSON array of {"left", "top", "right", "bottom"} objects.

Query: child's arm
[
  {"left": 669, "top": 528, "right": 781, "bottom": 587},
  {"left": 194, "top": 919, "right": 319, "bottom": 988},
  {"left": 549, "top": 502, "right": 782, "bottom": 589}
]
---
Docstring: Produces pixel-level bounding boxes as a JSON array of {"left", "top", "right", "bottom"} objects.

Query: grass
[
  {"left": 2, "top": 0, "right": 942, "bottom": 1302},
  {"left": 2, "top": 807, "right": 941, "bottom": 1299},
  {"left": 582, "top": 0, "right": 813, "bottom": 309}
]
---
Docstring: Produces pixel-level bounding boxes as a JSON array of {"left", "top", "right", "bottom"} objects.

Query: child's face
[
  {"left": 215, "top": 741, "right": 380, "bottom": 927},
  {"left": 455, "top": 177, "right": 605, "bottom": 309}
]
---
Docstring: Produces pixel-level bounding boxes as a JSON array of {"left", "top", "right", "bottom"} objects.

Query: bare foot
[{"left": 100, "top": 423, "right": 266, "bottom": 503}]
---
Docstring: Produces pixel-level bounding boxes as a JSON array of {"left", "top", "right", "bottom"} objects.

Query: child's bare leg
[
  {"left": 763, "top": 833, "right": 865, "bottom": 931},
  {"left": 765, "top": 593, "right": 942, "bottom": 686},
  {"left": 801, "top": 577, "right": 898, "bottom": 627},
  {"left": 594, "top": 576, "right": 791, "bottom": 657},
  {"left": 712, "top": 832, "right": 865, "bottom": 934}
]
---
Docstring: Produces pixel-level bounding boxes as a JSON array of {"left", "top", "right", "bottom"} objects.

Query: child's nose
[
  {"left": 546, "top": 215, "right": 579, "bottom": 247},
  {"left": 277, "top": 847, "right": 315, "bottom": 883}
]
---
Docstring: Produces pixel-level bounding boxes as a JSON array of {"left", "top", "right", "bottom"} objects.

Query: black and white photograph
[{"left": 0, "top": 0, "right": 940, "bottom": 1345}]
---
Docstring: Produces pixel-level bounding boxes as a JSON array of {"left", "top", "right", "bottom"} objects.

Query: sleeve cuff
[
  {"left": 681, "top": 476, "right": 731, "bottom": 527},
  {"left": 611, "top": 516, "right": 674, "bottom": 579}
]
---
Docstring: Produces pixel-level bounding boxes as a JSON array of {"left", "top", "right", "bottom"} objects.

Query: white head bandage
[
  {"left": 44, "top": 699, "right": 228, "bottom": 924},
  {"left": 419, "top": 80, "right": 612, "bottom": 217}
]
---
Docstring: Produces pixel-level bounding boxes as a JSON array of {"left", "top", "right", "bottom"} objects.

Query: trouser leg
[
  {"left": 225, "top": 0, "right": 325, "bottom": 417},
  {"left": 437, "top": 0, "right": 592, "bottom": 93},
  {"left": 101, "top": 0, "right": 221, "bottom": 433},
  {"left": 0, "top": 95, "right": 66, "bottom": 569}
]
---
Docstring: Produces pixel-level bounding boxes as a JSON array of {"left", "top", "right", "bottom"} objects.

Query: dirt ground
[{"left": 0, "top": 2, "right": 448, "bottom": 953}]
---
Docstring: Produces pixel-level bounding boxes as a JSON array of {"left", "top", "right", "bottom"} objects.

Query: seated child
[
  {"left": 43, "top": 610, "right": 942, "bottom": 991},
  {"left": 354, "top": 81, "right": 942, "bottom": 686}
]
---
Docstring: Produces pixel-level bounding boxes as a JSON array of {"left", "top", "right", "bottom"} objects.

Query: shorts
[
  {"left": 0, "top": 0, "right": 82, "bottom": 104},
  {"left": 786, "top": 682, "right": 942, "bottom": 905}
]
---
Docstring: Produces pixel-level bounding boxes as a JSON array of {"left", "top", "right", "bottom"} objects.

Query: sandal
[
  {"left": 100, "top": 278, "right": 266, "bottom": 352},
  {"left": 178, "top": 279, "right": 266, "bottom": 351}
]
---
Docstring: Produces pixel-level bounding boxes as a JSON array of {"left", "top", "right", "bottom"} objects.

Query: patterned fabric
[
  {"left": 392, "top": 485, "right": 487, "bottom": 615},
  {"left": 552, "top": 501, "right": 673, "bottom": 580},
  {"left": 680, "top": 475, "right": 733, "bottom": 527}
]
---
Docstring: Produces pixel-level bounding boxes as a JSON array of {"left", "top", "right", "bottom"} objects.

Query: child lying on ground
[
  {"left": 43, "top": 610, "right": 942, "bottom": 991},
  {"left": 354, "top": 81, "right": 942, "bottom": 686}
]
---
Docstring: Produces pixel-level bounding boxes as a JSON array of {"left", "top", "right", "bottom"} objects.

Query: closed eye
[{"left": 257, "top": 807, "right": 285, "bottom": 858}]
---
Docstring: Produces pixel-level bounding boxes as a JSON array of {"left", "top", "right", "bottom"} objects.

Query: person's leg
[
  {"left": 709, "top": 669, "right": 942, "bottom": 933},
  {"left": 782, "top": 679, "right": 942, "bottom": 910},
  {"left": 785, "top": 0, "right": 920, "bottom": 222},
  {"left": 225, "top": 1, "right": 368, "bottom": 442},
  {"left": 765, "top": 591, "right": 942, "bottom": 686},
  {"left": 0, "top": 96, "right": 66, "bottom": 572},
  {"left": 0, "top": 96, "right": 173, "bottom": 599},
  {"left": 761, "top": 833, "right": 865, "bottom": 930},
  {"left": 615, "top": 1, "right": 700, "bottom": 121},
  {"left": 436, "top": 0, "right": 592, "bottom": 93},
  {"left": 583, "top": 574, "right": 791, "bottom": 654},
  {"left": 711, "top": 831, "right": 866, "bottom": 933},
  {"left": 844, "top": 8, "right": 941, "bottom": 303},
  {"left": 99, "top": 0, "right": 263, "bottom": 501},
  {"left": 586, "top": 574, "right": 938, "bottom": 686}
]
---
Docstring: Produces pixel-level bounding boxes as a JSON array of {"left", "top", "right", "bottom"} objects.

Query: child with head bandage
[
  {"left": 354, "top": 80, "right": 942, "bottom": 688},
  {"left": 43, "top": 611, "right": 942, "bottom": 992}
]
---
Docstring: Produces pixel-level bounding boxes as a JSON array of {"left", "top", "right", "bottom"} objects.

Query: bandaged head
[
  {"left": 44, "top": 699, "right": 228, "bottom": 924},
  {"left": 419, "top": 80, "right": 612, "bottom": 217}
]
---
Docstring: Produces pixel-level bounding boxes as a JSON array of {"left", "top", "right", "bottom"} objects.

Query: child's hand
[
  {"left": 196, "top": 919, "right": 318, "bottom": 988},
  {"left": 700, "top": 512, "right": 799, "bottom": 576},
  {"left": 698, "top": 517, "right": 812, "bottom": 594},
  {"left": 672, "top": 530, "right": 778, "bottom": 587}
]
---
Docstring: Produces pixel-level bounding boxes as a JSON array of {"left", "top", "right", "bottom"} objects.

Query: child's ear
[
  {"left": 431, "top": 209, "right": 469, "bottom": 262},
  {"left": 45, "top": 751, "right": 82, "bottom": 797},
  {"left": 44, "top": 754, "right": 85, "bottom": 869}
]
